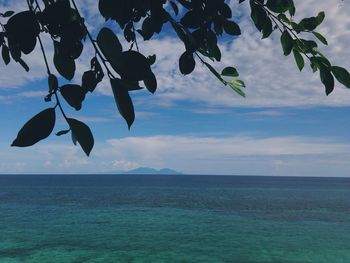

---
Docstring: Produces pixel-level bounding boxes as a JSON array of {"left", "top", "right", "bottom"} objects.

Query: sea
[{"left": 0, "top": 174, "right": 350, "bottom": 263}]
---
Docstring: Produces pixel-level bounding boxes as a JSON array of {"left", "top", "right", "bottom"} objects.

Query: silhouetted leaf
[
  {"left": 124, "top": 22, "right": 135, "bottom": 42},
  {"left": 5, "top": 11, "right": 40, "bottom": 55},
  {"left": 97, "top": 27, "right": 122, "bottom": 69},
  {"left": 48, "top": 74, "right": 58, "bottom": 93},
  {"left": 147, "top": 54, "right": 156, "bottom": 65},
  {"left": 2, "top": 11, "right": 15, "bottom": 17},
  {"left": 60, "top": 84, "right": 86, "bottom": 111},
  {"left": 143, "top": 72, "right": 157, "bottom": 93},
  {"left": 68, "top": 118, "right": 94, "bottom": 156},
  {"left": 223, "top": 20, "right": 241, "bottom": 36},
  {"left": 56, "top": 129, "right": 70, "bottom": 136},
  {"left": 179, "top": 51, "right": 195, "bottom": 75},
  {"left": 53, "top": 41, "right": 75, "bottom": 80},
  {"left": 110, "top": 78, "right": 135, "bottom": 129},
  {"left": 141, "top": 17, "right": 154, "bottom": 40},
  {"left": 222, "top": 67, "right": 239, "bottom": 77},
  {"left": 118, "top": 50, "right": 153, "bottom": 81},
  {"left": 331, "top": 66, "right": 350, "bottom": 89},
  {"left": 2, "top": 45, "right": 10, "bottom": 65},
  {"left": 17, "top": 58, "right": 29, "bottom": 72},
  {"left": 170, "top": 1, "right": 179, "bottom": 16},
  {"left": 12, "top": 108, "right": 56, "bottom": 147},
  {"left": 220, "top": 3, "right": 232, "bottom": 18}
]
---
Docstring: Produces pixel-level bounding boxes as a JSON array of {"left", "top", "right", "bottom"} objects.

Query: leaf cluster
[{"left": 1, "top": 0, "right": 349, "bottom": 156}]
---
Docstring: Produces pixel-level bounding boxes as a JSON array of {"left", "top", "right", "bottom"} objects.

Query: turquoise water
[{"left": 1, "top": 175, "right": 350, "bottom": 262}]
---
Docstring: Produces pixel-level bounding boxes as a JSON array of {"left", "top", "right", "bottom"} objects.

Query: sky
[{"left": 0, "top": 0, "right": 350, "bottom": 176}]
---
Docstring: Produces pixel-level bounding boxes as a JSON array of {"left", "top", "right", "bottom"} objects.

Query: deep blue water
[{"left": 1, "top": 175, "right": 350, "bottom": 262}]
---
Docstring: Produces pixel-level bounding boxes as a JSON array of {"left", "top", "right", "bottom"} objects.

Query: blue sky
[{"left": 1, "top": 0, "right": 350, "bottom": 176}]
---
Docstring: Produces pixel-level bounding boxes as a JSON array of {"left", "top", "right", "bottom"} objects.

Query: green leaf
[
  {"left": 221, "top": 67, "right": 239, "bottom": 77},
  {"left": 319, "top": 65, "right": 334, "bottom": 95},
  {"left": 331, "top": 66, "right": 350, "bottom": 89},
  {"left": 316, "top": 11, "right": 325, "bottom": 25},
  {"left": 53, "top": 41, "right": 75, "bottom": 80},
  {"left": 312, "top": 32, "right": 328, "bottom": 45},
  {"left": 68, "top": 118, "right": 94, "bottom": 156},
  {"left": 60, "top": 84, "right": 86, "bottom": 111},
  {"left": 223, "top": 20, "right": 241, "bottom": 36},
  {"left": 266, "top": 0, "right": 291, "bottom": 13},
  {"left": 250, "top": 2, "right": 268, "bottom": 32},
  {"left": 110, "top": 78, "right": 135, "bottom": 129},
  {"left": 280, "top": 30, "right": 293, "bottom": 56},
  {"left": 262, "top": 17, "right": 273, "bottom": 39},
  {"left": 231, "top": 79, "right": 246, "bottom": 88},
  {"left": 12, "top": 108, "right": 56, "bottom": 147},
  {"left": 293, "top": 49, "right": 304, "bottom": 71},
  {"left": 228, "top": 83, "right": 246, "bottom": 97},
  {"left": 179, "top": 51, "right": 196, "bottom": 75}
]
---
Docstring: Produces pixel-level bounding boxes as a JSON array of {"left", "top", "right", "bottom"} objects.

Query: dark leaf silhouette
[
  {"left": 12, "top": 108, "right": 56, "bottom": 147},
  {"left": 179, "top": 51, "right": 195, "bottom": 75},
  {"left": 1, "top": 0, "right": 349, "bottom": 155},
  {"left": 5, "top": 11, "right": 40, "bottom": 56},
  {"left": 53, "top": 41, "right": 75, "bottom": 80},
  {"left": 48, "top": 74, "right": 58, "bottom": 93},
  {"left": 60, "top": 84, "right": 86, "bottom": 111},
  {"left": 68, "top": 118, "right": 94, "bottom": 156},
  {"left": 56, "top": 129, "right": 70, "bottom": 136},
  {"left": 97, "top": 27, "right": 122, "bottom": 70},
  {"left": 2, "top": 45, "right": 10, "bottom": 65},
  {"left": 111, "top": 78, "right": 135, "bottom": 129},
  {"left": 118, "top": 50, "right": 153, "bottom": 81},
  {"left": 143, "top": 72, "right": 157, "bottom": 94}
]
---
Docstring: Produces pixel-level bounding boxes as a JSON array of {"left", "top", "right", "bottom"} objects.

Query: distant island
[{"left": 125, "top": 167, "right": 182, "bottom": 175}]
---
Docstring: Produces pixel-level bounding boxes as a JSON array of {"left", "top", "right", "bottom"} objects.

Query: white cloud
[
  {"left": 1, "top": 0, "right": 350, "bottom": 108},
  {"left": 1, "top": 134, "right": 350, "bottom": 176}
]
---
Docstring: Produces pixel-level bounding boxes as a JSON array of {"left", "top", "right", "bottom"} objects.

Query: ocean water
[{"left": 1, "top": 175, "right": 350, "bottom": 263}]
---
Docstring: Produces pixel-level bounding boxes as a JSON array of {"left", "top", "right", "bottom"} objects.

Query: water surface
[{"left": 1, "top": 174, "right": 350, "bottom": 262}]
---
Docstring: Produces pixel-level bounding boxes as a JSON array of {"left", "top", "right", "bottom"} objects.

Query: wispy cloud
[
  {"left": 1, "top": 135, "right": 350, "bottom": 176},
  {"left": 1, "top": 0, "right": 350, "bottom": 109}
]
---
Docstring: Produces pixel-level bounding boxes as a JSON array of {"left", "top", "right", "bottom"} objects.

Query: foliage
[{"left": 1, "top": 0, "right": 349, "bottom": 155}]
